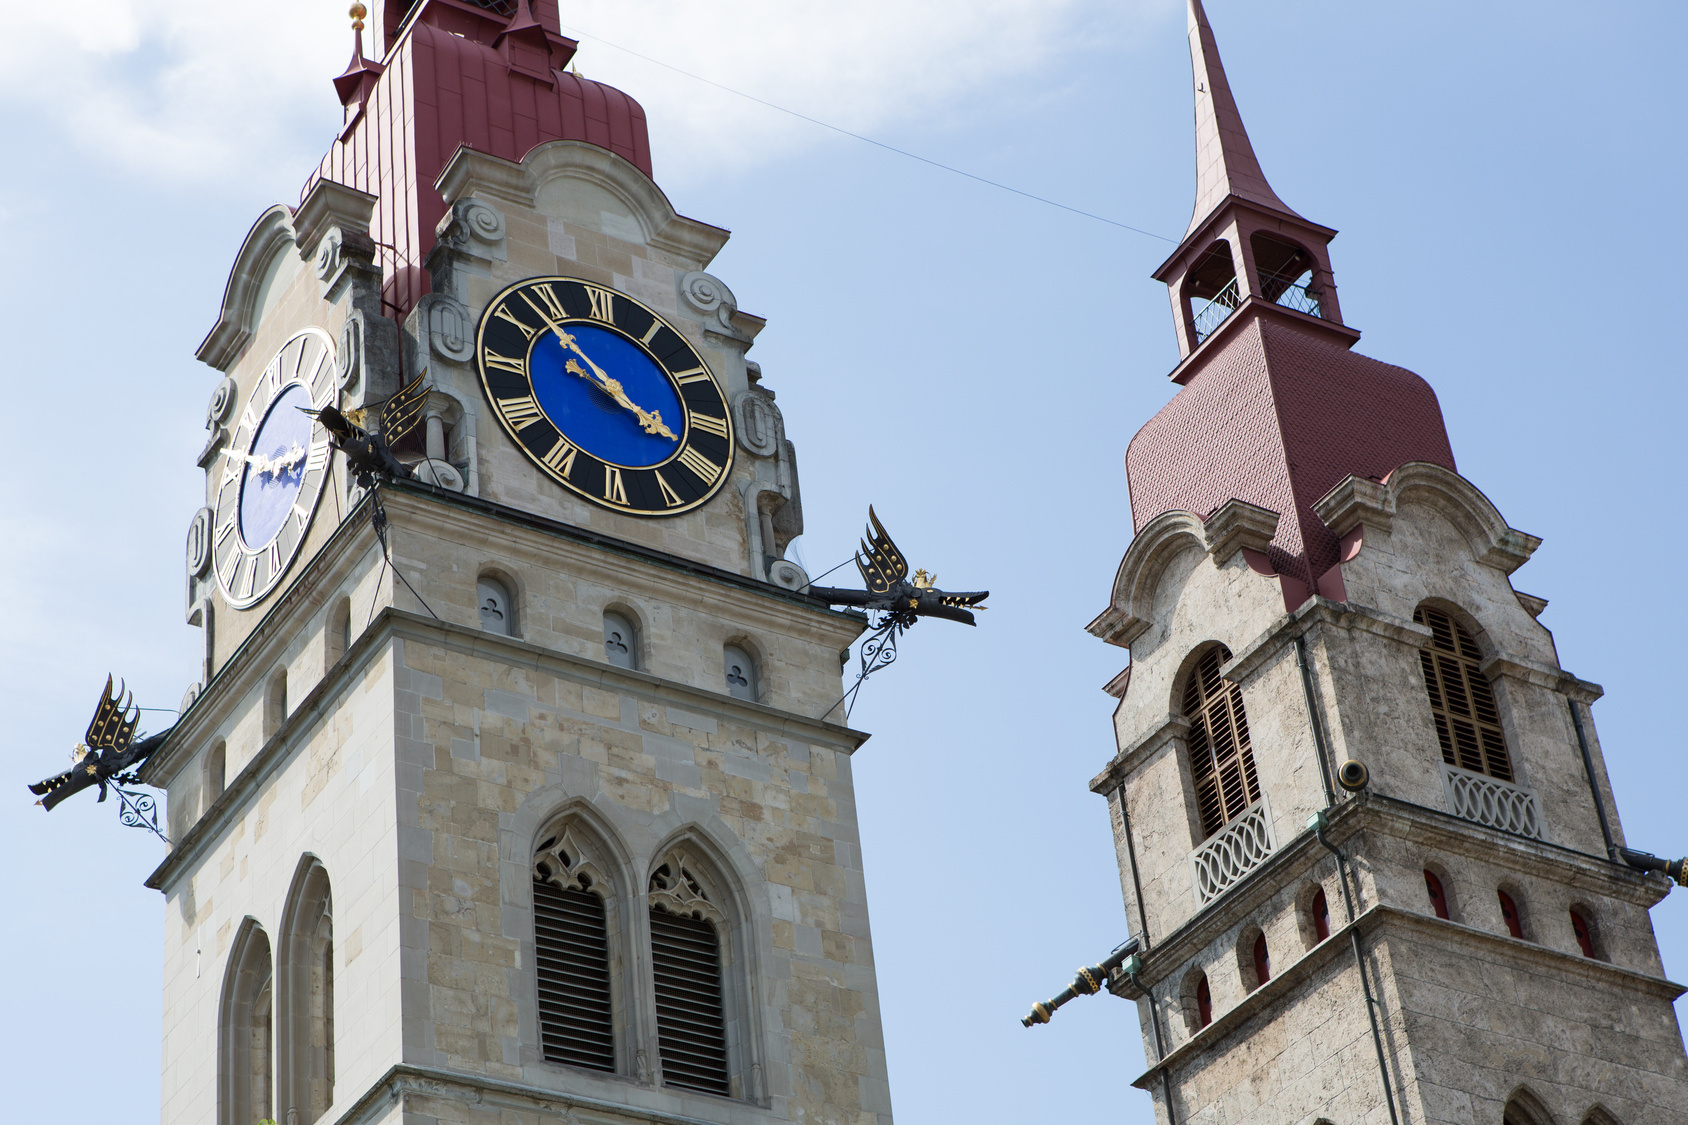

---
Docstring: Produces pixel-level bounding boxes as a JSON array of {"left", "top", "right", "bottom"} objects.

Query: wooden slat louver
[
  {"left": 1413, "top": 607, "right": 1513, "bottom": 781},
  {"left": 533, "top": 877, "right": 614, "bottom": 1072},
  {"left": 650, "top": 907, "right": 729, "bottom": 1095},
  {"left": 1184, "top": 646, "right": 1261, "bottom": 839}
]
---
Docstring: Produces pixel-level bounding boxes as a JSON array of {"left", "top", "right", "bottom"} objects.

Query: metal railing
[
  {"left": 1190, "top": 796, "right": 1275, "bottom": 904},
  {"left": 1263, "top": 269, "right": 1324, "bottom": 319},
  {"left": 1441, "top": 763, "right": 1542, "bottom": 839},
  {"left": 1191, "top": 278, "right": 1241, "bottom": 344}
]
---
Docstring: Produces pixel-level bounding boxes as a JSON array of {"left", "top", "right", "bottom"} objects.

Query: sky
[{"left": 1, "top": 1, "right": 1685, "bottom": 1122}]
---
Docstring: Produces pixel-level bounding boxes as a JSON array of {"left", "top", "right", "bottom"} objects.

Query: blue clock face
[
  {"left": 527, "top": 323, "right": 686, "bottom": 468},
  {"left": 477, "top": 278, "right": 735, "bottom": 516},
  {"left": 239, "top": 382, "right": 315, "bottom": 548}
]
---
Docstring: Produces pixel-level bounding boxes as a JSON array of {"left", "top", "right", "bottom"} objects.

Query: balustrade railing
[
  {"left": 1190, "top": 797, "right": 1275, "bottom": 904},
  {"left": 1262, "top": 269, "right": 1324, "bottom": 319},
  {"left": 1441, "top": 763, "right": 1542, "bottom": 839},
  {"left": 1191, "top": 278, "right": 1241, "bottom": 344}
]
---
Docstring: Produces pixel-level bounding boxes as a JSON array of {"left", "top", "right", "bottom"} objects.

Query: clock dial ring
[
  {"left": 475, "top": 277, "right": 735, "bottom": 517},
  {"left": 212, "top": 326, "right": 337, "bottom": 609}
]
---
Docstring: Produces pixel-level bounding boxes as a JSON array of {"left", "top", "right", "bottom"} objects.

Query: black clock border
[{"left": 475, "top": 276, "right": 735, "bottom": 518}]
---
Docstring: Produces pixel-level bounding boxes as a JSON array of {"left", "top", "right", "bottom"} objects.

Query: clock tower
[
  {"left": 142, "top": 4, "right": 889, "bottom": 1125},
  {"left": 1082, "top": 3, "right": 1688, "bottom": 1123}
]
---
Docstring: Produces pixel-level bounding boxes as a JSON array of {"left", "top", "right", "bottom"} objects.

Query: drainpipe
[
  {"left": 1117, "top": 790, "right": 1177, "bottom": 1125},
  {"left": 1295, "top": 635, "right": 1337, "bottom": 807},
  {"left": 1567, "top": 698, "right": 1617, "bottom": 860},
  {"left": 1311, "top": 812, "right": 1400, "bottom": 1125},
  {"left": 1297, "top": 634, "right": 1399, "bottom": 1125}
]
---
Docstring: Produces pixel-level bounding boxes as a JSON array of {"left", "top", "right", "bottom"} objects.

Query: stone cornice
[
  {"left": 145, "top": 607, "right": 870, "bottom": 894},
  {"left": 331, "top": 1062, "right": 778, "bottom": 1125},
  {"left": 1127, "top": 901, "right": 1685, "bottom": 1090},
  {"left": 1481, "top": 651, "right": 1604, "bottom": 703},
  {"left": 1090, "top": 714, "right": 1190, "bottom": 793},
  {"left": 1221, "top": 596, "right": 1430, "bottom": 687}
]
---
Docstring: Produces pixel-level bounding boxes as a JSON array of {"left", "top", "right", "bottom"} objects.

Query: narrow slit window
[
  {"left": 603, "top": 612, "right": 637, "bottom": 670},
  {"left": 1414, "top": 607, "right": 1513, "bottom": 781},
  {"left": 1195, "top": 974, "right": 1212, "bottom": 1028},
  {"left": 1311, "top": 888, "right": 1330, "bottom": 942},
  {"left": 1183, "top": 646, "right": 1261, "bottom": 839},
  {"left": 478, "top": 577, "right": 514, "bottom": 636},
  {"left": 1425, "top": 871, "right": 1451, "bottom": 920},
  {"left": 1570, "top": 909, "right": 1596, "bottom": 958},
  {"left": 1498, "top": 890, "right": 1525, "bottom": 939},
  {"left": 724, "top": 645, "right": 758, "bottom": 702},
  {"left": 1251, "top": 933, "right": 1271, "bottom": 988}
]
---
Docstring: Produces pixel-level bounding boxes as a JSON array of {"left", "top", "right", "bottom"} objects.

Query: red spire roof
[
  {"left": 1185, "top": 0, "right": 1304, "bottom": 236},
  {"left": 303, "top": 0, "right": 653, "bottom": 318}
]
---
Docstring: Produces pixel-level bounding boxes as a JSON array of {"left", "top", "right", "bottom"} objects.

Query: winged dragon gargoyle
[
  {"left": 300, "top": 370, "right": 430, "bottom": 483},
  {"left": 28, "top": 677, "right": 173, "bottom": 812},
  {"left": 807, "top": 507, "right": 989, "bottom": 626}
]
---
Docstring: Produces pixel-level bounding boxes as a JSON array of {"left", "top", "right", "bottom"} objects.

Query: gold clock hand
[{"left": 558, "top": 336, "right": 680, "bottom": 441}]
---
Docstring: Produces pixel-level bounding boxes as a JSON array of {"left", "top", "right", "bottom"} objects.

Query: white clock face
[{"left": 212, "top": 327, "right": 338, "bottom": 609}]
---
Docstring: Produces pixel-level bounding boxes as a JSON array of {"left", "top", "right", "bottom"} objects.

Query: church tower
[
  {"left": 140, "top": 4, "right": 890, "bottom": 1124},
  {"left": 1086, "top": 3, "right": 1688, "bottom": 1122}
]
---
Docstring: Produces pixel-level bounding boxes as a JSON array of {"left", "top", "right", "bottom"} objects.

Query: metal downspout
[
  {"left": 1297, "top": 635, "right": 1401, "bottom": 1125},
  {"left": 1118, "top": 788, "right": 1177, "bottom": 1125},
  {"left": 1568, "top": 697, "right": 1617, "bottom": 859}
]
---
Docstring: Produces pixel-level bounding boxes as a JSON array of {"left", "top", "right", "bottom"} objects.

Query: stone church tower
[
  {"left": 1084, "top": 3, "right": 1688, "bottom": 1123},
  {"left": 139, "top": 4, "right": 889, "bottom": 1124}
]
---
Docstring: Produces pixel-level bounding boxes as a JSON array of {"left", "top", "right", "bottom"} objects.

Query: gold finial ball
[{"left": 349, "top": 2, "right": 367, "bottom": 31}]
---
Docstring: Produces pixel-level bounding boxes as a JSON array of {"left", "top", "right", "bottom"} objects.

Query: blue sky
[{"left": 2, "top": 2, "right": 1685, "bottom": 1122}]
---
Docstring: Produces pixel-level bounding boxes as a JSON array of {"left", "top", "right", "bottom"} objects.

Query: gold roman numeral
[
  {"left": 484, "top": 350, "right": 527, "bottom": 376},
  {"left": 671, "top": 366, "right": 710, "bottom": 385},
  {"left": 215, "top": 519, "right": 236, "bottom": 546},
  {"left": 677, "top": 446, "right": 722, "bottom": 485},
  {"left": 654, "top": 471, "right": 683, "bottom": 508},
  {"left": 529, "top": 283, "right": 568, "bottom": 322},
  {"left": 267, "top": 540, "right": 282, "bottom": 575},
  {"left": 603, "top": 465, "right": 627, "bottom": 504},
  {"left": 690, "top": 413, "right": 729, "bottom": 439},
  {"left": 640, "top": 319, "right": 663, "bottom": 345},
  {"left": 290, "top": 504, "right": 311, "bottom": 534},
  {"left": 241, "top": 404, "right": 258, "bottom": 432},
  {"left": 542, "top": 438, "right": 578, "bottom": 476},
  {"left": 497, "top": 395, "right": 546, "bottom": 430},
  {"left": 264, "top": 359, "right": 282, "bottom": 396},
  {"left": 240, "top": 556, "right": 256, "bottom": 599},
  {"left": 306, "top": 443, "right": 329, "bottom": 473},
  {"left": 492, "top": 303, "right": 539, "bottom": 341},
  {"left": 585, "top": 285, "right": 614, "bottom": 322}
]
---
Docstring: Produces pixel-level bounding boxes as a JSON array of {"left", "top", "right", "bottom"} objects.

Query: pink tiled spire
[{"left": 1185, "top": 0, "right": 1304, "bottom": 235}]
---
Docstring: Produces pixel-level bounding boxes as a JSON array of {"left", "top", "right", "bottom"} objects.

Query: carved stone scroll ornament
[
  {"left": 533, "top": 824, "right": 612, "bottom": 899},
  {"left": 647, "top": 849, "right": 726, "bottom": 926},
  {"left": 731, "top": 389, "right": 782, "bottom": 458},
  {"left": 338, "top": 317, "right": 361, "bottom": 393},
  {"left": 185, "top": 507, "right": 213, "bottom": 578},
  {"left": 436, "top": 198, "right": 508, "bottom": 260},
  {"left": 206, "top": 377, "right": 237, "bottom": 429},
  {"left": 679, "top": 271, "right": 738, "bottom": 335},
  {"left": 424, "top": 294, "right": 474, "bottom": 364}
]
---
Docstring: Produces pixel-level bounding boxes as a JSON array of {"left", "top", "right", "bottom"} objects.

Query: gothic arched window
[
  {"left": 1195, "top": 974, "right": 1213, "bottom": 1028},
  {"left": 278, "top": 858, "right": 334, "bottom": 1125},
  {"left": 219, "top": 920, "right": 273, "bottom": 1125},
  {"left": 1498, "top": 888, "right": 1526, "bottom": 940},
  {"left": 1310, "top": 887, "right": 1330, "bottom": 943},
  {"left": 723, "top": 645, "right": 758, "bottom": 702},
  {"left": 1251, "top": 933, "right": 1271, "bottom": 989},
  {"left": 648, "top": 848, "right": 732, "bottom": 1095},
  {"left": 1570, "top": 907, "right": 1599, "bottom": 959},
  {"left": 1182, "top": 646, "right": 1260, "bottom": 839},
  {"left": 603, "top": 611, "right": 637, "bottom": 670},
  {"left": 1413, "top": 606, "right": 1513, "bottom": 781},
  {"left": 532, "top": 823, "right": 616, "bottom": 1073}
]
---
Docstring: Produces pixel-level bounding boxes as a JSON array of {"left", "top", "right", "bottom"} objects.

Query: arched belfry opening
[
  {"left": 1185, "top": 240, "right": 1241, "bottom": 345},
  {"left": 1249, "top": 232, "right": 1323, "bottom": 319}
]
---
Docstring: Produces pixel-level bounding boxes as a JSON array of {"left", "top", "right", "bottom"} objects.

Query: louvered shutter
[
  {"left": 650, "top": 907, "right": 730, "bottom": 1094},
  {"left": 1413, "top": 607, "right": 1513, "bottom": 781},
  {"left": 533, "top": 878, "right": 614, "bottom": 1071},
  {"left": 1183, "top": 646, "right": 1261, "bottom": 839}
]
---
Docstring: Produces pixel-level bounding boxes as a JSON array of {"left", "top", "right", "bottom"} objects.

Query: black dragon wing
[
  {"left": 84, "top": 675, "right": 138, "bottom": 753},
  {"left": 854, "top": 506, "right": 909, "bottom": 596},
  {"left": 379, "top": 371, "right": 430, "bottom": 445}
]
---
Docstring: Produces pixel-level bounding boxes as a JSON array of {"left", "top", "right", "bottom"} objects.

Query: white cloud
[{"left": 0, "top": 0, "right": 1164, "bottom": 192}]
